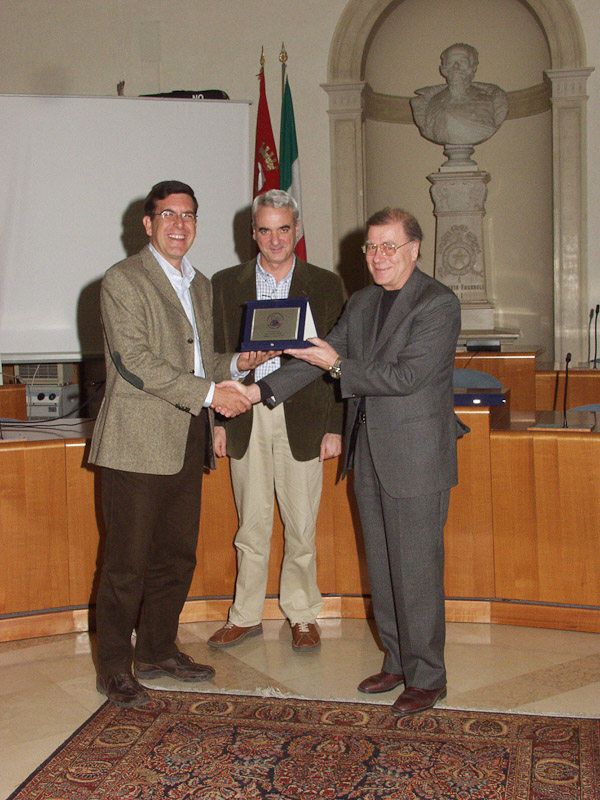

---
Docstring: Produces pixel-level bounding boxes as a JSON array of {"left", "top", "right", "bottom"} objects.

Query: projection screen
[{"left": 0, "top": 94, "right": 250, "bottom": 361}]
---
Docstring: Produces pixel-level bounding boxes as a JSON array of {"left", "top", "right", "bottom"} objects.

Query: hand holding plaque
[{"left": 240, "top": 297, "right": 318, "bottom": 351}]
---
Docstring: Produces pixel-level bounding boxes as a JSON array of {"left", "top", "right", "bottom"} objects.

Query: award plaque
[{"left": 240, "top": 297, "right": 317, "bottom": 351}]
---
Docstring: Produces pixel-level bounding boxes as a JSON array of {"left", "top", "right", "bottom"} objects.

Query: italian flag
[{"left": 280, "top": 75, "right": 306, "bottom": 261}]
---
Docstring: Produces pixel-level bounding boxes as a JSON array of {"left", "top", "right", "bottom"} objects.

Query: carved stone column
[
  {"left": 546, "top": 67, "right": 594, "bottom": 363},
  {"left": 321, "top": 82, "right": 367, "bottom": 260}
]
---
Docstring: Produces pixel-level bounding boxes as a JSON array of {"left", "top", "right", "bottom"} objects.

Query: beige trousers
[{"left": 228, "top": 402, "right": 323, "bottom": 626}]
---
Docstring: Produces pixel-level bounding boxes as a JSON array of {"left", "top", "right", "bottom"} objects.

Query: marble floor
[{"left": 1, "top": 618, "right": 599, "bottom": 797}]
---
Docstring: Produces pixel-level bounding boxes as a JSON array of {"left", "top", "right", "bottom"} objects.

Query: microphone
[
  {"left": 588, "top": 308, "right": 594, "bottom": 364},
  {"left": 594, "top": 305, "right": 599, "bottom": 369},
  {"left": 562, "top": 352, "right": 571, "bottom": 428}
]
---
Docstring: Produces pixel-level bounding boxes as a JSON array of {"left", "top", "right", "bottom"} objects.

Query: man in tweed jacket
[{"left": 89, "top": 180, "right": 260, "bottom": 708}]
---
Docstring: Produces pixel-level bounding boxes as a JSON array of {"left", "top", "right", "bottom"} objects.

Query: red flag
[{"left": 253, "top": 67, "right": 279, "bottom": 198}]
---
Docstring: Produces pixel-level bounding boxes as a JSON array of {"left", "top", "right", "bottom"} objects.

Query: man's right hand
[
  {"left": 245, "top": 383, "right": 261, "bottom": 404},
  {"left": 213, "top": 425, "right": 227, "bottom": 457},
  {"left": 211, "top": 381, "right": 252, "bottom": 418}
]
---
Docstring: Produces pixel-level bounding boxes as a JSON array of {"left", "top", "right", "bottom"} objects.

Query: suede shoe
[
  {"left": 392, "top": 685, "right": 447, "bottom": 716},
  {"left": 96, "top": 672, "right": 151, "bottom": 708},
  {"left": 291, "top": 621, "right": 320, "bottom": 651},
  {"left": 134, "top": 651, "right": 215, "bottom": 682},
  {"left": 208, "top": 622, "right": 263, "bottom": 648},
  {"left": 358, "top": 670, "right": 405, "bottom": 694}
]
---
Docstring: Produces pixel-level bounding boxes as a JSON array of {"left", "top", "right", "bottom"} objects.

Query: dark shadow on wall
[
  {"left": 121, "top": 198, "right": 148, "bottom": 257},
  {"left": 232, "top": 204, "right": 254, "bottom": 265},
  {"left": 77, "top": 278, "right": 104, "bottom": 357},
  {"left": 336, "top": 228, "right": 371, "bottom": 298}
]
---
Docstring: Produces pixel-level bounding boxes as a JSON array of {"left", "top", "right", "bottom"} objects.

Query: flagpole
[{"left": 279, "top": 42, "right": 288, "bottom": 99}]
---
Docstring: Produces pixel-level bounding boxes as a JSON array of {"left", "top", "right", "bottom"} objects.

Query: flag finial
[
  {"left": 260, "top": 46, "right": 265, "bottom": 68},
  {"left": 279, "top": 43, "right": 288, "bottom": 64}
]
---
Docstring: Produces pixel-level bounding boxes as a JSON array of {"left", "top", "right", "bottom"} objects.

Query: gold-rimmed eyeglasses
[{"left": 361, "top": 241, "right": 411, "bottom": 256}]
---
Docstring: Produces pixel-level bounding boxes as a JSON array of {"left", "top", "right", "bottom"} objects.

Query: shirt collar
[
  {"left": 149, "top": 243, "right": 195, "bottom": 288},
  {"left": 256, "top": 253, "right": 296, "bottom": 283}
]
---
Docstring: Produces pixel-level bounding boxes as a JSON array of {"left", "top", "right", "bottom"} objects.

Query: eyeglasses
[
  {"left": 361, "top": 241, "right": 412, "bottom": 256},
  {"left": 153, "top": 210, "right": 197, "bottom": 224}
]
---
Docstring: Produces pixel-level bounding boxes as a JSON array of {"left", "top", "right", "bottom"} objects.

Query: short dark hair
[
  {"left": 143, "top": 180, "right": 198, "bottom": 217},
  {"left": 366, "top": 207, "right": 423, "bottom": 244}
]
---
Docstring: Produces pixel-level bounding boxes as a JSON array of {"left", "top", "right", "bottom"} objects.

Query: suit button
[{"left": 187, "top": 338, "right": 194, "bottom": 344}]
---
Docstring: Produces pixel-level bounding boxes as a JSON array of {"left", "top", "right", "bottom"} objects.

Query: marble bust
[{"left": 410, "top": 43, "right": 508, "bottom": 147}]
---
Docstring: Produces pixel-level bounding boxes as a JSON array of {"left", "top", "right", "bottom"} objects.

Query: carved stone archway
[{"left": 323, "top": 0, "right": 592, "bottom": 361}]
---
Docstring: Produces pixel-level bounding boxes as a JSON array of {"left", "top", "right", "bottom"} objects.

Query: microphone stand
[{"left": 563, "top": 352, "right": 571, "bottom": 428}]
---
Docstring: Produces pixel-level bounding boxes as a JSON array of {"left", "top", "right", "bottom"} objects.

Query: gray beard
[{"left": 446, "top": 73, "right": 472, "bottom": 97}]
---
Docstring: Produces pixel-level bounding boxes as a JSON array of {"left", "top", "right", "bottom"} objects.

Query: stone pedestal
[
  {"left": 428, "top": 170, "right": 490, "bottom": 303},
  {"left": 429, "top": 170, "right": 507, "bottom": 334}
]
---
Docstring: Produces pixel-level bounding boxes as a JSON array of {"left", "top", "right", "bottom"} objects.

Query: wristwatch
[{"left": 329, "top": 356, "right": 342, "bottom": 379}]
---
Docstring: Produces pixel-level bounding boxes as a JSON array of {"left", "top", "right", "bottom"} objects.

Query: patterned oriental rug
[{"left": 9, "top": 690, "right": 600, "bottom": 800}]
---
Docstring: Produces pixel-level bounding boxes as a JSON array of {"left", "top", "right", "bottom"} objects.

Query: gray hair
[{"left": 252, "top": 189, "right": 299, "bottom": 226}]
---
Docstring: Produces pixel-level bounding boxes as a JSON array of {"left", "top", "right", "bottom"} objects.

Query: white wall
[
  {"left": 0, "top": 0, "right": 347, "bottom": 273},
  {"left": 0, "top": 0, "right": 598, "bottom": 314}
]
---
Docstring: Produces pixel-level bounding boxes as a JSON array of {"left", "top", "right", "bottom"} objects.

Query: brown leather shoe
[
  {"left": 134, "top": 651, "right": 215, "bottom": 682},
  {"left": 392, "top": 685, "right": 447, "bottom": 716},
  {"left": 96, "top": 672, "right": 151, "bottom": 708},
  {"left": 358, "top": 670, "right": 405, "bottom": 694},
  {"left": 291, "top": 621, "right": 320, "bottom": 650},
  {"left": 207, "top": 622, "right": 263, "bottom": 648}
]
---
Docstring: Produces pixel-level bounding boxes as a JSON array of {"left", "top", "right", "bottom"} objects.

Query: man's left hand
[
  {"left": 237, "top": 350, "right": 282, "bottom": 371},
  {"left": 284, "top": 338, "right": 339, "bottom": 371},
  {"left": 319, "top": 433, "right": 342, "bottom": 462}
]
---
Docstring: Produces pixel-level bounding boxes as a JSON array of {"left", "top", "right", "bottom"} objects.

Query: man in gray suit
[
  {"left": 89, "top": 180, "right": 265, "bottom": 708},
  {"left": 248, "top": 207, "right": 466, "bottom": 715}
]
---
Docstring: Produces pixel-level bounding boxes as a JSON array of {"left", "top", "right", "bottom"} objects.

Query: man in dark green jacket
[{"left": 209, "top": 190, "right": 344, "bottom": 652}]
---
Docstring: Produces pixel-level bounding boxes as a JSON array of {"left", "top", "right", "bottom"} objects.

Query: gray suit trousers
[{"left": 353, "top": 424, "right": 449, "bottom": 689}]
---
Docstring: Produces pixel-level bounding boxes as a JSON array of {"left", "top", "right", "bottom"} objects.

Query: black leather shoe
[
  {"left": 135, "top": 651, "right": 216, "bottom": 682},
  {"left": 358, "top": 670, "right": 405, "bottom": 694},
  {"left": 392, "top": 685, "right": 447, "bottom": 716},
  {"left": 96, "top": 672, "right": 151, "bottom": 708}
]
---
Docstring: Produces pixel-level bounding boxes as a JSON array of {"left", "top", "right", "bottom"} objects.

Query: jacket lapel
[
  {"left": 372, "top": 268, "right": 423, "bottom": 357},
  {"left": 141, "top": 245, "right": 188, "bottom": 319},
  {"left": 289, "top": 259, "right": 312, "bottom": 299}
]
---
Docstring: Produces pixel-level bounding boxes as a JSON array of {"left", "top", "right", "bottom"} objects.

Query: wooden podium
[{"left": 0, "top": 384, "right": 27, "bottom": 420}]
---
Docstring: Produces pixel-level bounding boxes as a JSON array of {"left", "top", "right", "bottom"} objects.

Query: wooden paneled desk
[
  {"left": 1, "top": 410, "right": 599, "bottom": 642},
  {"left": 535, "top": 365, "right": 600, "bottom": 410}
]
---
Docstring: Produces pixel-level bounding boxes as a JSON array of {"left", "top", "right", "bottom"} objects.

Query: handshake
[{"left": 210, "top": 380, "right": 262, "bottom": 418}]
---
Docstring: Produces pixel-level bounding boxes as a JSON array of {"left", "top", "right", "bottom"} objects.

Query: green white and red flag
[{"left": 279, "top": 75, "right": 306, "bottom": 260}]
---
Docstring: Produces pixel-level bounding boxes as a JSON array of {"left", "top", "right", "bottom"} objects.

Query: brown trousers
[{"left": 95, "top": 410, "right": 207, "bottom": 675}]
